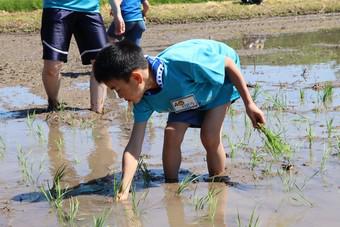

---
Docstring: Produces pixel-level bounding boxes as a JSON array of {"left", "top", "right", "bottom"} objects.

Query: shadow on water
[{"left": 11, "top": 168, "right": 255, "bottom": 203}]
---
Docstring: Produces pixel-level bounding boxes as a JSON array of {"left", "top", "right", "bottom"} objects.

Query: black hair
[{"left": 93, "top": 40, "right": 148, "bottom": 83}]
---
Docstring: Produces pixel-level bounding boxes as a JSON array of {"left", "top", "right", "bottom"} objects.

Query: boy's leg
[
  {"left": 200, "top": 104, "right": 229, "bottom": 176},
  {"left": 42, "top": 60, "right": 63, "bottom": 109},
  {"left": 163, "top": 122, "right": 189, "bottom": 182}
]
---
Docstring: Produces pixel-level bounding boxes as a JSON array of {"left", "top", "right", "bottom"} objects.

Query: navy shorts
[
  {"left": 41, "top": 8, "right": 107, "bottom": 65},
  {"left": 107, "top": 20, "right": 146, "bottom": 46},
  {"left": 167, "top": 99, "right": 237, "bottom": 128}
]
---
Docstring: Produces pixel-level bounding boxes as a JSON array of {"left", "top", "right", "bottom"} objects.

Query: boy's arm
[
  {"left": 142, "top": 0, "right": 150, "bottom": 18},
  {"left": 225, "top": 57, "right": 266, "bottom": 127},
  {"left": 109, "top": 0, "right": 125, "bottom": 35},
  {"left": 117, "top": 121, "right": 147, "bottom": 201}
]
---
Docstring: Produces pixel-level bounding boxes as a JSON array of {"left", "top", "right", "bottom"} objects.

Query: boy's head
[{"left": 93, "top": 40, "right": 149, "bottom": 103}]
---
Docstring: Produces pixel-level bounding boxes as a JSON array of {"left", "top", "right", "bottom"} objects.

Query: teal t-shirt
[
  {"left": 121, "top": 0, "right": 144, "bottom": 22},
  {"left": 43, "top": 0, "right": 100, "bottom": 13},
  {"left": 133, "top": 39, "right": 241, "bottom": 123}
]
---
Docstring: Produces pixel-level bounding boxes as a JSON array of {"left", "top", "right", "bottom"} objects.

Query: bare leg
[
  {"left": 201, "top": 104, "right": 229, "bottom": 176},
  {"left": 90, "top": 61, "right": 107, "bottom": 113},
  {"left": 42, "top": 60, "right": 63, "bottom": 109},
  {"left": 162, "top": 122, "right": 189, "bottom": 182}
]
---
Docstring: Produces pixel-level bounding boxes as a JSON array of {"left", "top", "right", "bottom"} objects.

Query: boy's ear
[{"left": 131, "top": 71, "right": 143, "bottom": 84}]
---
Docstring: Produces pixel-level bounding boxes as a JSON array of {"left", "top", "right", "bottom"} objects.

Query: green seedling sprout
[
  {"left": 137, "top": 157, "right": 152, "bottom": 187},
  {"left": 17, "top": 146, "right": 34, "bottom": 185},
  {"left": 306, "top": 123, "right": 314, "bottom": 149},
  {"left": 93, "top": 209, "right": 110, "bottom": 227},
  {"left": 55, "top": 137, "right": 64, "bottom": 152},
  {"left": 194, "top": 187, "right": 221, "bottom": 212},
  {"left": 258, "top": 124, "right": 292, "bottom": 159},
  {"left": 237, "top": 208, "right": 260, "bottom": 227},
  {"left": 322, "top": 82, "right": 333, "bottom": 103},
  {"left": 40, "top": 164, "right": 68, "bottom": 210},
  {"left": 326, "top": 118, "right": 333, "bottom": 138},
  {"left": 26, "top": 110, "right": 36, "bottom": 131},
  {"left": 0, "top": 136, "right": 5, "bottom": 160},
  {"left": 251, "top": 83, "right": 261, "bottom": 103},
  {"left": 131, "top": 186, "right": 149, "bottom": 216},
  {"left": 176, "top": 174, "right": 200, "bottom": 195},
  {"left": 299, "top": 89, "right": 305, "bottom": 103}
]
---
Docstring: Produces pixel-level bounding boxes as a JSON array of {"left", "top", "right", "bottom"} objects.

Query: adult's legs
[
  {"left": 162, "top": 122, "right": 189, "bottom": 182},
  {"left": 200, "top": 104, "right": 229, "bottom": 176},
  {"left": 42, "top": 60, "right": 63, "bottom": 109},
  {"left": 90, "top": 62, "right": 107, "bottom": 113}
]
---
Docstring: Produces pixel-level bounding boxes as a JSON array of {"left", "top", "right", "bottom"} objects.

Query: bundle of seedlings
[{"left": 258, "top": 124, "right": 292, "bottom": 160}]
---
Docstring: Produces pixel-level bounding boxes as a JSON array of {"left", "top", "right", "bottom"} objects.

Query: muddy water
[{"left": 0, "top": 28, "right": 339, "bottom": 227}]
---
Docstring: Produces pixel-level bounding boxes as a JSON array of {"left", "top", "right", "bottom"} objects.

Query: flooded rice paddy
[{"left": 0, "top": 28, "right": 339, "bottom": 227}]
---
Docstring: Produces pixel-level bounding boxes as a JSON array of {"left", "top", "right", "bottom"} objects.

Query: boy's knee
[{"left": 200, "top": 131, "right": 221, "bottom": 150}]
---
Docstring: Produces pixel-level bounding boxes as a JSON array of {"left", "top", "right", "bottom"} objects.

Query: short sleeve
[{"left": 133, "top": 99, "right": 154, "bottom": 123}]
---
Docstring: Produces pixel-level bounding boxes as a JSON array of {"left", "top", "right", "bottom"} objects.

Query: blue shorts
[
  {"left": 167, "top": 99, "right": 237, "bottom": 128},
  {"left": 107, "top": 20, "right": 146, "bottom": 46},
  {"left": 41, "top": 8, "right": 107, "bottom": 65}
]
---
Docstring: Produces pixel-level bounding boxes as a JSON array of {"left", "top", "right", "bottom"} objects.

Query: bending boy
[{"left": 94, "top": 39, "right": 266, "bottom": 200}]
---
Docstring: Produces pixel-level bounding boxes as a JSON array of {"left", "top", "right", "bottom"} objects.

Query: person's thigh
[
  {"left": 41, "top": 8, "right": 74, "bottom": 63},
  {"left": 124, "top": 20, "right": 146, "bottom": 46},
  {"left": 201, "top": 104, "right": 230, "bottom": 138},
  {"left": 74, "top": 12, "right": 108, "bottom": 65}
]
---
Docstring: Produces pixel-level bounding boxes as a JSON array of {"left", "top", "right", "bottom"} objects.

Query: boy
[
  {"left": 108, "top": 0, "right": 150, "bottom": 46},
  {"left": 93, "top": 39, "right": 266, "bottom": 200}
]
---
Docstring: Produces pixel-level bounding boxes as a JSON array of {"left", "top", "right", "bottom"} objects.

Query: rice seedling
[
  {"left": 306, "top": 123, "right": 314, "bottom": 149},
  {"left": 258, "top": 125, "right": 292, "bottom": 160},
  {"left": 320, "top": 146, "right": 331, "bottom": 173},
  {"left": 322, "top": 82, "right": 333, "bottom": 103},
  {"left": 237, "top": 208, "right": 260, "bottom": 227},
  {"left": 131, "top": 186, "right": 149, "bottom": 216},
  {"left": 299, "top": 89, "right": 305, "bottom": 103},
  {"left": 137, "top": 157, "right": 152, "bottom": 187},
  {"left": 55, "top": 137, "right": 64, "bottom": 152},
  {"left": 26, "top": 110, "right": 36, "bottom": 131},
  {"left": 193, "top": 187, "right": 221, "bottom": 211},
  {"left": 249, "top": 148, "right": 264, "bottom": 170},
  {"left": 59, "top": 197, "right": 79, "bottom": 224},
  {"left": 207, "top": 193, "right": 218, "bottom": 222},
  {"left": 40, "top": 165, "right": 68, "bottom": 210},
  {"left": 0, "top": 136, "right": 6, "bottom": 160},
  {"left": 176, "top": 174, "right": 200, "bottom": 195},
  {"left": 264, "top": 92, "right": 287, "bottom": 111},
  {"left": 17, "top": 146, "right": 34, "bottom": 185},
  {"left": 93, "top": 209, "right": 110, "bottom": 227},
  {"left": 251, "top": 83, "right": 261, "bottom": 102},
  {"left": 326, "top": 118, "right": 333, "bottom": 138},
  {"left": 35, "top": 124, "right": 45, "bottom": 143}
]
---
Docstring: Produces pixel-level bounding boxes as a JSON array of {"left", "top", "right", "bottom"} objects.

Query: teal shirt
[
  {"left": 133, "top": 39, "right": 241, "bottom": 122},
  {"left": 43, "top": 0, "right": 100, "bottom": 13}
]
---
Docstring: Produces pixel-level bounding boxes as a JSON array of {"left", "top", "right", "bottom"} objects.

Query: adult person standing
[
  {"left": 40, "top": 0, "right": 119, "bottom": 113},
  {"left": 107, "top": 0, "right": 150, "bottom": 46}
]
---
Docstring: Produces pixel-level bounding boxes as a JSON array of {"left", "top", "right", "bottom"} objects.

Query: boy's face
[{"left": 105, "top": 73, "right": 144, "bottom": 104}]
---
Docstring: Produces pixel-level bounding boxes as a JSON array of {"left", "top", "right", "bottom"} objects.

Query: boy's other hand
[
  {"left": 245, "top": 102, "right": 266, "bottom": 128},
  {"left": 114, "top": 14, "right": 125, "bottom": 35}
]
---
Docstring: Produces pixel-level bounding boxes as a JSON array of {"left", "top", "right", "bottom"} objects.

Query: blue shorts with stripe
[{"left": 41, "top": 8, "right": 107, "bottom": 65}]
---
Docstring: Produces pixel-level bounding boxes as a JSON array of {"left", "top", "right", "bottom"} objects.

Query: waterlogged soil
[{"left": 0, "top": 13, "right": 340, "bottom": 227}]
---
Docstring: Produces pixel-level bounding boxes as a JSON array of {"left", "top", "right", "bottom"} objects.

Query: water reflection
[{"left": 47, "top": 123, "right": 116, "bottom": 185}]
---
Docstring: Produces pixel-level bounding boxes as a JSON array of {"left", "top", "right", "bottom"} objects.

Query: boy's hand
[{"left": 245, "top": 102, "right": 266, "bottom": 128}]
